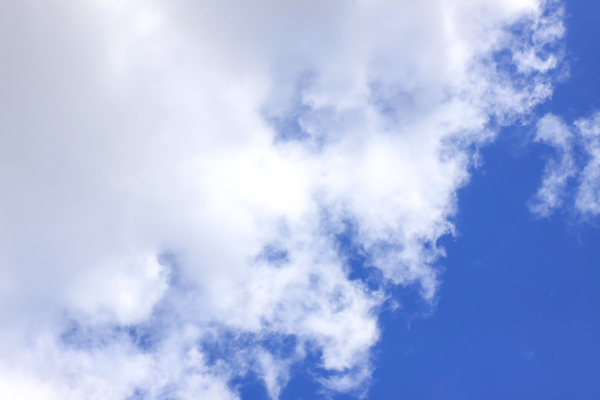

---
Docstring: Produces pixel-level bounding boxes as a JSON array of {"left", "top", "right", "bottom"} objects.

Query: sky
[{"left": 0, "top": 0, "right": 598, "bottom": 399}]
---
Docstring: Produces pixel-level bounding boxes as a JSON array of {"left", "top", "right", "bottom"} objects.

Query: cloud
[
  {"left": 530, "top": 112, "right": 600, "bottom": 219},
  {"left": 529, "top": 114, "right": 576, "bottom": 217},
  {"left": 573, "top": 113, "right": 600, "bottom": 216},
  {"left": 0, "top": 0, "right": 564, "bottom": 398}
]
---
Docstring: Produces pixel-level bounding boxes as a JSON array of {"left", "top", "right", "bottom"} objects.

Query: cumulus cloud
[{"left": 0, "top": 0, "right": 563, "bottom": 398}]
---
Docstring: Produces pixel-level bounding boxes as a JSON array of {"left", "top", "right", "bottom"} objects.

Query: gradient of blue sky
[{"left": 0, "top": 1, "right": 598, "bottom": 399}]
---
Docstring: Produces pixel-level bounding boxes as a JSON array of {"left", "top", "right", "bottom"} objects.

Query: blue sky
[
  {"left": 364, "top": 137, "right": 600, "bottom": 399},
  {"left": 0, "top": 0, "right": 598, "bottom": 399}
]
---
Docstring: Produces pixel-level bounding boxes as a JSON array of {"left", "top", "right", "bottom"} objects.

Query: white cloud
[
  {"left": 573, "top": 113, "right": 600, "bottom": 216},
  {"left": 531, "top": 112, "right": 600, "bottom": 219},
  {"left": 0, "top": 0, "right": 563, "bottom": 398},
  {"left": 67, "top": 253, "right": 169, "bottom": 325},
  {"left": 529, "top": 113, "right": 576, "bottom": 217}
]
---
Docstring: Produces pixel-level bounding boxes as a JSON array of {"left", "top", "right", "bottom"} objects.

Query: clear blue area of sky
[{"left": 239, "top": 1, "right": 600, "bottom": 398}]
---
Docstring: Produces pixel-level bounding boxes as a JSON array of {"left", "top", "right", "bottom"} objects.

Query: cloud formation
[
  {"left": 529, "top": 114, "right": 576, "bottom": 216},
  {"left": 531, "top": 112, "right": 600, "bottom": 218},
  {"left": 0, "top": 0, "right": 564, "bottom": 398}
]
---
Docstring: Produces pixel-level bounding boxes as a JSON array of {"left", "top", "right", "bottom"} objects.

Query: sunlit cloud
[{"left": 0, "top": 0, "right": 564, "bottom": 398}]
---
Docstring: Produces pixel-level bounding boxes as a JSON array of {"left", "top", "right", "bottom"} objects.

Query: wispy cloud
[
  {"left": 573, "top": 113, "right": 600, "bottom": 216},
  {"left": 529, "top": 114, "right": 576, "bottom": 216},
  {"left": 530, "top": 112, "right": 600, "bottom": 219},
  {"left": 0, "top": 0, "right": 564, "bottom": 398}
]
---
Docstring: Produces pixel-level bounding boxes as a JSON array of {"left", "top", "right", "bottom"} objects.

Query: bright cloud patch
[{"left": 0, "top": 0, "right": 563, "bottom": 398}]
